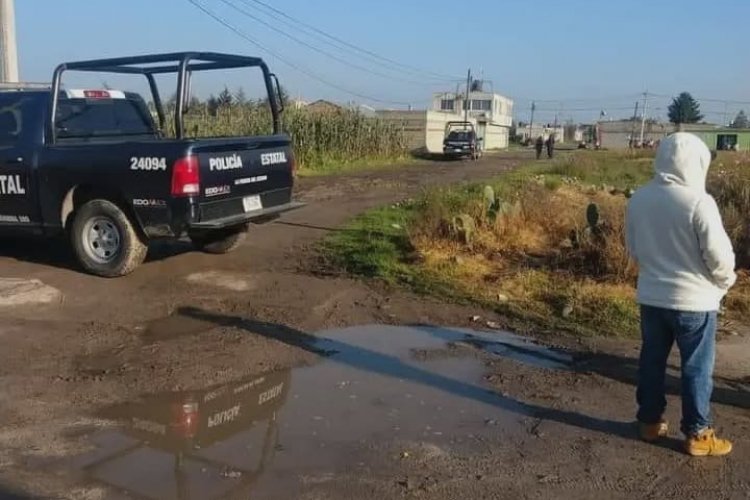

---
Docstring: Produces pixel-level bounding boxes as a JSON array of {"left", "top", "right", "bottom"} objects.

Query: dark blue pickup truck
[{"left": 0, "top": 52, "right": 302, "bottom": 277}]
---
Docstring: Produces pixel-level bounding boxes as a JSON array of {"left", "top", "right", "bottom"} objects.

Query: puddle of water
[
  {"left": 447, "top": 329, "right": 573, "bottom": 371},
  {"left": 61, "top": 325, "right": 570, "bottom": 499}
]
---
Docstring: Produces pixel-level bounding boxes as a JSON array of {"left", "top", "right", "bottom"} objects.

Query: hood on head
[{"left": 654, "top": 132, "right": 712, "bottom": 190}]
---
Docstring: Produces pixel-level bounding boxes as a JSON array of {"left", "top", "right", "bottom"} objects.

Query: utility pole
[
  {"left": 464, "top": 68, "right": 471, "bottom": 125},
  {"left": 629, "top": 101, "right": 639, "bottom": 148},
  {"left": 0, "top": 0, "right": 18, "bottom": 83},
  {"left": 639, "top": 91, "right": 649, "bottom": 145},
  {"left": 529, "top": 101, "right": 536, "bottom": 142}
]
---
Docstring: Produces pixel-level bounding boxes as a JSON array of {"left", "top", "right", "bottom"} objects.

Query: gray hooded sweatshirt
[{"left": 626, "top": 132, "right": 736, "bottom": 312}]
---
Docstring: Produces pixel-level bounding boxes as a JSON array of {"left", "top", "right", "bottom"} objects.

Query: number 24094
[{"left": 130, "top": 157, "right": 167, "bottom": 171}]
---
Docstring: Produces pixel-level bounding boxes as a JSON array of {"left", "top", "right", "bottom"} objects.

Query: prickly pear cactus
[
  {"left": 451, "top": 214, "right": 475, "bottom": 245},
  {"left": 483, "top": 185, "right": 496, "bottom": 208},
  {"left": 483, "top": 185, "right": 504, "bottom": 222},
  {"left": 586, "top": 203, "right": 600, "bottom": 229}
]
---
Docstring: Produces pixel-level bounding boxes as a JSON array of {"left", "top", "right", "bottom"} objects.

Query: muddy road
[{"left": 0, "top": 154, "right": 748, "bottom": 500}]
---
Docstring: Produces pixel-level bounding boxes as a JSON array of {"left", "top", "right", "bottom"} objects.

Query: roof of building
[{"left": 306, "top": 99, "right": 343, "bottom": 111}]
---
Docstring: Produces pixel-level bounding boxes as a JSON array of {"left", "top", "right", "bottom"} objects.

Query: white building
[
  {"left": 375, "top": 110, "right": 479, "bottom": 154},
  {"left": 431, "top": 90, "right": 514, "bottom": 150},
  {"left": 374, "top": 86, "right": 514, "bottom": 155}
]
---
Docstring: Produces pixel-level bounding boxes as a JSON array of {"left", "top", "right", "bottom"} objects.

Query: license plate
[{"left": 242, "top": 195, "right": 263, "bottom": 213}]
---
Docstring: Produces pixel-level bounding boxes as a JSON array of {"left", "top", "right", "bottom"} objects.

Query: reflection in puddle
[
  {"left": 65, "top": 325, "right": 570, "bottom": 499},
  {"left": 70, "top": 371, "right": 288, "bottom": 499}
]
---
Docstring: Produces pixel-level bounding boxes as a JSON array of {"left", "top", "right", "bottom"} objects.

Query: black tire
[
  {"left": 70, "top": 199, "right": 148, "bottom": 278},
  {"left": 191, "top": 225, "right": 248, "bottom": 254}
]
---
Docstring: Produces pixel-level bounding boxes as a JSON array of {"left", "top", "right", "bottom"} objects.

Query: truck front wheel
[
  {"left": 190, "top": 225, "right": 248, "bottom": 254},
  {"left": 70, "top": 199, "right": 148, "bottom": 277}
]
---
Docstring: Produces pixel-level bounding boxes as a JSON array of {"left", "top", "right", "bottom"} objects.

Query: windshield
[
  {"left": 56, "top": 97, "right": 156, "bottom": 139},
  {"left": 447, "top": 130, "right": 473, "bottom": 141}
]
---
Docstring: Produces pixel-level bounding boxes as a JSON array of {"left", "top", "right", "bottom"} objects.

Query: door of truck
[{"left": 0, "top": 93, "right": 43, "bottom": 229}]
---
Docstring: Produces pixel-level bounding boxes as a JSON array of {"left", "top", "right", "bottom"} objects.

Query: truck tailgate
[{"left": 192, "top": 136, "right": 295, "bottom": 224}]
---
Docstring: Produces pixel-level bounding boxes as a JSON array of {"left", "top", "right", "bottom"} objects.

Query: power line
[
  {"left": 651, "top": 92, "right": 750, "bottom": 106},
  {"left": 214, "top": 0, "right": 450, "bottom": 87},
  {"left": 237, "top": 0, "right": 462, "bottom": 82},
  {"left": 186, "top": 0, "right": 417, "bottom": 105},
  {"left": 513, "top": 94, "right": 642, "bottom": 105},
  {"left": 234, "top": 0, "right": 460, "bottom": 83},
  {"left": 532, "top": 105, "right": 636, "bottom": 112}
]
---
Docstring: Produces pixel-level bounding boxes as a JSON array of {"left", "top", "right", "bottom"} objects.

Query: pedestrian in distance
[
  {"left": 626, "top": 132, "right": 736, "bottom": 457},
  {"left": 535, "top": 135, "right": 544, "bottom": 160},
  {"left": 546, "top": 134, "right": 555, "bottom": 159}
]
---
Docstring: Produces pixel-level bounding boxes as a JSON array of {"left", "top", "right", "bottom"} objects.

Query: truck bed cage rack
[
  {"left": 49, "top": 52, "right": 280, "bottom": 142},
  {"left": 55, "top": 52, "right": 265, "bottom": 75}
]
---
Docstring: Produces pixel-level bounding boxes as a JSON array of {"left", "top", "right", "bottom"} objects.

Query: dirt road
[{"left": 0, "top": 153, "right": 748, "bottom": 500}]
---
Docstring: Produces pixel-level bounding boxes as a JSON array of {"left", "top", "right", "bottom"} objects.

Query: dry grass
[
  {"left": 409, "top": 181, "right": 640, "bottom": 335},
  {"left": 409, "top": 151, "right": 750, "bottom": 335},
  {"left": 325, "top": 150, "right": 750, "bottom": 337}
]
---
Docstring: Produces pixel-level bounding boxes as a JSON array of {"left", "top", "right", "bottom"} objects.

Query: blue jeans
[{"left": 636, "top": 305, "right": 717, "bottom": 436}]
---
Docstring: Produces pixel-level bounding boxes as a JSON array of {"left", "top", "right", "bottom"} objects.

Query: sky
[{"left": 16, "top": 0, "right": 750, "bottom": 124}]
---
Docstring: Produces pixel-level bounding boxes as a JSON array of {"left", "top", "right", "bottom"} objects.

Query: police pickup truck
[{"left": 0, "top": 52, "right": 302, "bottom": 277}]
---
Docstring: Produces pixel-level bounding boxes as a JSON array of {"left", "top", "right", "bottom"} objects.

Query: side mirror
[{"left": 270, "top": 73, "right": 284, "bottom": 113}]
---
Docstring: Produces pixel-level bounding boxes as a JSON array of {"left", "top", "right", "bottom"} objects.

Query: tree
[
  {"left": 217, "top": 86, "right": 234, "bottom": 107},
  {"left": 731, "top": 110, "right": 749, "bottom": 129},
  {"left": 668, "top": 92, "right": 703, "bottom": 124},
  {"left": 207, "top": 95, "right": 220, "bottom": 115},
  {"left": 234, "top": 87, "right": 248, "bottom": 106}
]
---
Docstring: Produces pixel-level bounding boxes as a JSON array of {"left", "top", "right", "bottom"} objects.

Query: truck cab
[{"left": 442, "top": 121, "right": 482, "bottom": 160}]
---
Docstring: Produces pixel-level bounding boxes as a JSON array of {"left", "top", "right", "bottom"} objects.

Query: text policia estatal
[{"left": 0, "top": 175, "right": 25, "bottom": 195}]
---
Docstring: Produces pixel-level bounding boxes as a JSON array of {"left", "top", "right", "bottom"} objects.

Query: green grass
[
  {"left": 299, "top": 155, "right": 421, "bottom": 177},
  {"left": 323, "top": 205, "right": 414, "bottom": 280}
]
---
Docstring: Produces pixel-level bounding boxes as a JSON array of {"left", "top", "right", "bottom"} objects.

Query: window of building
[
  {"left": 471, "top": 99, "right": 492, "bottom": 111},
  {"left": 440, "top": 99, "right": 455, "bottom": 111}
]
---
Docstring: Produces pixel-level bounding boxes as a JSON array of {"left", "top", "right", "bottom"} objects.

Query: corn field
[{"left": 164, "top": 102, "right": 407, "bottom": 172}]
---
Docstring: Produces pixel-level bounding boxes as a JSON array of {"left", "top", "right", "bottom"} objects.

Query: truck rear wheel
[
  {"left": 70, "top": 199, "right": 148, "bottom": 277},
  {"left": 191, "top": 225, "right": 248, "bottom": 254}
]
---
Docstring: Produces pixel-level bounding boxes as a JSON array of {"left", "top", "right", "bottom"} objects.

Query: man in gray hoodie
[{"left": 626, "top": 132, "right": 735, "bottom": 456}]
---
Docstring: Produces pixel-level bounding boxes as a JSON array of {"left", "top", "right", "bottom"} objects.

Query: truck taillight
[
  {"left": 83, "top": 89, "right": 110, "bottom": 99},
  {"left": 172, "top": 401, "right": 199, "bottom": 438},
  {"left": 171, "top": 156, "right": 200, "bottom": 197}
]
